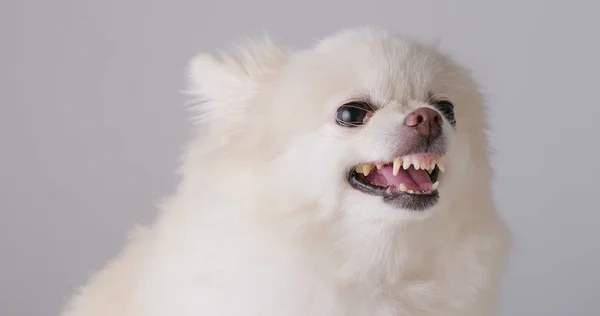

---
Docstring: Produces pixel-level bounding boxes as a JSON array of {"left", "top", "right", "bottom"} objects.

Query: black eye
[
  {"left": 336, "top": 102, "right": 373, "bottom": 127},
  {"left": 434, "top": 100, "right": 456, "bottom": 126}
]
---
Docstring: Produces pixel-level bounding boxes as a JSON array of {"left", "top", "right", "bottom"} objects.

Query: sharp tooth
[
  {"left": 354, "top": 165, "right": 365, "bottom": 174},
  {"left": 437, "top": 162, "right": 445, "bottom": 173},
  {"left": 362, "top": 164, "right": 373, "bottom": 176},
  {"left": 407, "top": 189, "right": 415, "bottom": 194},
  {"left": 355, "top": 164, "right": 367, "bottom": 175},
  {"left": 376, "top": 164, "right": 383, "bottom": 170},
  {"left": 355, "top": 165, "right": 364, "bottom": 174},
  {"left": 402, "top": 159, "right": 411, "bottom": 170},
  {"left": 427, "top": 168, "right": 434, "bottom": 174},
  {"left": 393, "top": 158, "right": 401, "bottom": 176},
  {"left": 398, "top": 184, "right": 408, "bottom": 192},
  {"left": 431, "top": 181, "right": 440, "bottom": 191}
]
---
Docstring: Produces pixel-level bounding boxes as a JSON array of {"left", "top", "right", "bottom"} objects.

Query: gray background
[{"left": 2, "top": 0, "right": 599, "bottom": 315}]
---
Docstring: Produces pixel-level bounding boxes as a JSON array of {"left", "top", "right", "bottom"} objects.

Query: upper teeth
[
  {"left": 355, "top": 155, "right": 445, "bottom": 176},
  {"left": 354, "top": 155, "right": 444, "bottom": 194},
  {"left": 355, "top": 164, "right": 373, "bottom": 176}
]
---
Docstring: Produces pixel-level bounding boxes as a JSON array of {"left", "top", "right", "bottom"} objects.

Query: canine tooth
[
  {"left": 393, "top": 158, "right": 402, "bottom": 176},
  {"left": 398, "top": 184, "right": 408, "bottom": 192},
  {"left": 355, "top": 164, "right": 367, "bottom": 175},
  {"left": 431, "top": 181, "right": 440, "bottom": 190},
  {"left": 363, "top": 164, "right": 373, "bottom": 176},
  {"left": 402, "top": 159, "right": 411, "bottom": 170},
  {"left": 437, "top": 162, "right": 445, "bottom": 172},
  {"left": 355, "top": 165, "right": 363, "bottom": 174}
]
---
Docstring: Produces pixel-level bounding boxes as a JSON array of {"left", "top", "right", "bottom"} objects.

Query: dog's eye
[
  {"left": 336, "top": 102, "right": 372, "bottom": 127},
  {"left": 433, "top": 100, "right": 456, "bottom": 126}
]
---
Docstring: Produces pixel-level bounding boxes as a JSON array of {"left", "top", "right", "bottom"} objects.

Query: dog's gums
[{"left": 348, "top": 153, "right": 443, "bottom": 210}]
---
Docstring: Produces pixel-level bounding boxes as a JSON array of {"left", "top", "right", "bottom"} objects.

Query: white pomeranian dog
[{"left": 61, "top": 26, "right": 511, "bottom": 316}]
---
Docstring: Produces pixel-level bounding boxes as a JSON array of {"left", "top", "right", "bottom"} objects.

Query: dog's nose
[{"left": 404, "top": 107, "right": 443, "bottom": 137}]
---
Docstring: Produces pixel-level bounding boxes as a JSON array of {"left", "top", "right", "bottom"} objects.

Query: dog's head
[{"left": 185, "top": 27, "right": 491, "bottom": 223}]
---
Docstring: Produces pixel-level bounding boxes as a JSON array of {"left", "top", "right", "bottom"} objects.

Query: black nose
[{"left": 404, "top": 107, "right": 443, "bottom": 138}]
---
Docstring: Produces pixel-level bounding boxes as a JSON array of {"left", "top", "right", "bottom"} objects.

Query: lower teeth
[
  {"left": 407, "top": 189, "right": 431, "bottom": 195},
  {"left": 387, "top": 187, "right": 435, "bottom": 195},
  {"left": 397, "top": 181, "right": 440, "bottom": 195}
]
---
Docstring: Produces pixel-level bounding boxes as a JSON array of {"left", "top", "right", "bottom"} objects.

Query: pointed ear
[{"left": 184, "top": 36, "right": 287, "bottom": 131}]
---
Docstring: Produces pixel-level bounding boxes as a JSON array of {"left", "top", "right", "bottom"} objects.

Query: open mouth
[{"left": 348, "top": 154, "right": 444, "bottom": 210}]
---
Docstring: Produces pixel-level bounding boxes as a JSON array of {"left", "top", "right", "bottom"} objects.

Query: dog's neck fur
[{"left": 168, "top": 143, "right": 482, "bottom": 289}]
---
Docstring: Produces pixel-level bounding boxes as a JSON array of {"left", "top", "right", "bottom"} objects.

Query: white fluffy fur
[{"left": 61, "top": 26, "right": 511, "bottom": 316}]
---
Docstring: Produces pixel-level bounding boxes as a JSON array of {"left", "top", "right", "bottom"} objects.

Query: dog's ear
[{"left": 184, "top": 37, "right": 287, "bottom": 135}]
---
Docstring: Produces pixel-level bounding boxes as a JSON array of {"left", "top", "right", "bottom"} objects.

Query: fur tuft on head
[{"left": 184, "top": 37, "right": 288, "bottom": 146}]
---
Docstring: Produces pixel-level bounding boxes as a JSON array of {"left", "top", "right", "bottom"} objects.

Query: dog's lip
[
  {"left": 347, "top": 169, "right": 440, "bottom": 197},
  {"left": 347, "top": 170, "right": 440, "bottom": 211}
]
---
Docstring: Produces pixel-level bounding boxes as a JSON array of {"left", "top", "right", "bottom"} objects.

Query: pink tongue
[{"left": 366, "top": 166, "right": 433, "bottom": 191}]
